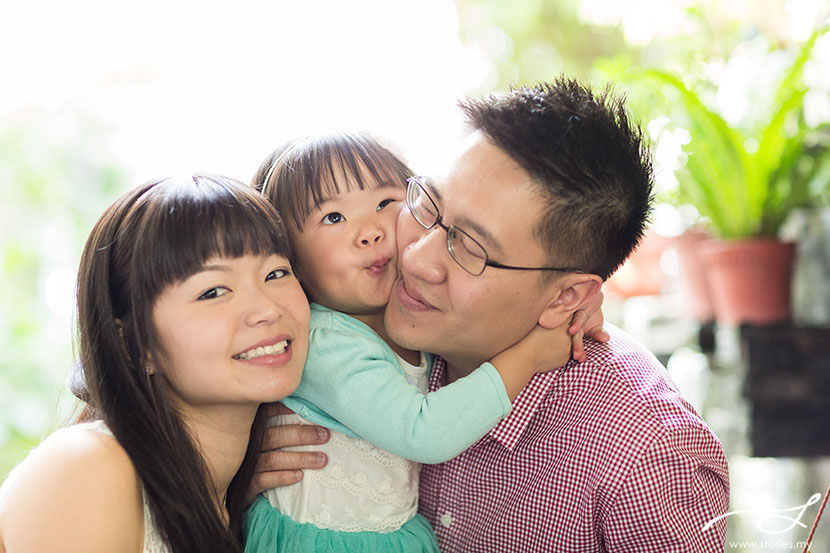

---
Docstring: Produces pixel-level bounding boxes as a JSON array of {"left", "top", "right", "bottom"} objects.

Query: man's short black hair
[{"left": 459, "top": 76, "right": 654, "bottom": 280}]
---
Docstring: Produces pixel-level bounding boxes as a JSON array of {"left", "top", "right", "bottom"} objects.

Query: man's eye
[
  {"left": 266, "top": 269, "right": 291, "bottom": 281},
  {"left": 377, "top": 198, "right": 397, "bottom": 211},
  {"left": 415, "top": 197, "right": 436, "bottom": 218},
  {"left": 322, "top": 212, "right": 344, "bottom": 224},
  {"left": 198, "top": 287, "right": 229, "bottom": 300}
]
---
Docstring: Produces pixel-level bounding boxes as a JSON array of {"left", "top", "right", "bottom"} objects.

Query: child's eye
[
  {"left": 266, "top": 268, "right": 291, "bottom": 281},
  {"left": 198, "top": 286, "right": 230, "bottom": 300},
  {"left": 322, "top": 212, "right": 345, "bottom": 225},
  {"left": 377, "top": 198, "right": 397, "bottom": 211}
]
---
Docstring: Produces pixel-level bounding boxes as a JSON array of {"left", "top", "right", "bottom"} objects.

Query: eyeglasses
[{"left": 405, "top": 176, "right": 586, "bottom": 276}]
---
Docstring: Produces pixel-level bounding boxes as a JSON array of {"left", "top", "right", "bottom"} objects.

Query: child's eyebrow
[{"left": 307, "top": 195, "right": 338, "bottom": 212}]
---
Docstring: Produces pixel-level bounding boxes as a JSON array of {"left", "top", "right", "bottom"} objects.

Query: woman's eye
[
  {"left": 322, "top": 212, "right": 344, "bottom": 225},
  {"left": 198, "top": 286, "right": 230, "bottom": 300},
  {"left": 377, "top": 198, "right": 397, "bottom": 211},
  {"left": 266, "top": 268, "right": 290, "bottom": 281}
]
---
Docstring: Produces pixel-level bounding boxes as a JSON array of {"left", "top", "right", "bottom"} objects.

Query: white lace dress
[{"left": 264, "top": 352, "right": 430, "bottom": 533}]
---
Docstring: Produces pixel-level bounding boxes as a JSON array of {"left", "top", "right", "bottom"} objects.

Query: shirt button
[{"left": 440, "top": 512, "right": 453, "bottom": 528}]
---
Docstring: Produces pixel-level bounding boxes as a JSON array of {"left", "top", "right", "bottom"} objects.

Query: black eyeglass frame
[{"left": 405, "top": 176, "right": 586, "bottom": 276}]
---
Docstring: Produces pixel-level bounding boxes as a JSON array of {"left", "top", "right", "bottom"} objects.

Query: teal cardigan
[{"left": 281, "top": 303, "right": 512, "bottom": 464}]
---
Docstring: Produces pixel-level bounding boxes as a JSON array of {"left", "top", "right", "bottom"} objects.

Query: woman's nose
[{"left": 245, "top": 288, "right": 282, "bottom": 326}]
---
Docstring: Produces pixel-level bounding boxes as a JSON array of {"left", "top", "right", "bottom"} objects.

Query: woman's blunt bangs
[{"left": 125, "top": 174, "right": 293, "bottom": 298}]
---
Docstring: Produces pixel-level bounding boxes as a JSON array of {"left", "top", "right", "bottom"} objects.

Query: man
[{"left": 255, "top": 77, "right": 730, "bottom": 552}]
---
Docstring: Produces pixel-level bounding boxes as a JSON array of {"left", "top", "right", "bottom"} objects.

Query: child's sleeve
[{"left": 282, "top": 323, "right": 512, "bottom": 464}]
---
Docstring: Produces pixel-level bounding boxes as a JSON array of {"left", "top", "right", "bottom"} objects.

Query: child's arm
[
  {"left": 489, "top": 322, "right": 571, "bottom": 401},
  {"left": 284, "top": 314, "right": 572, "bottom": 464},
  {"left": 249, "top": 299, "right": 606, "bottom": 496}
]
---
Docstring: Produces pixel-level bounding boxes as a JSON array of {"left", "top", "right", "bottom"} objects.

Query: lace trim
[
  {"left": 308, "top": 506, "right": 416, "bottom": 533},
  {"left": 305, "top": 463, "right": 417, "bottom": 507},
  {"left": 142, "top": 488, "right": 172, "bottom": 553},
  {"left": 328, "top": 431, "right": 413, "bottom": 468},
  {"left": 267, "top": 414, "right": 421, "bottom": 532}
]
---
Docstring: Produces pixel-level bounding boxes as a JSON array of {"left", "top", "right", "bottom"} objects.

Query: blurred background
[{"left": 1, "top": 1, "right": 829, "bottom": 551}]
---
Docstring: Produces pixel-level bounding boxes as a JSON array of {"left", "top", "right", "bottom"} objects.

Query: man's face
[{"left": 385, "top": 131, "right": 565, "bottom": 373}]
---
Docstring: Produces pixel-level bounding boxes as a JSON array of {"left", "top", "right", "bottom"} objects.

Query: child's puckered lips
[{"left": 366, "top": 256, "right": 392, "bottom": 276}]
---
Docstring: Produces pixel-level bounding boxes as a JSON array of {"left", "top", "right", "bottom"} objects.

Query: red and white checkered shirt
[{"left": 419, "top": 324, "right": 730, "bottom": 553}]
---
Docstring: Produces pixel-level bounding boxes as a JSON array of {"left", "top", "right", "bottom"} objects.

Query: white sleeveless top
[
  {"left": 0, "top": 420, "right": 170, "bottom": 553},
  {"left": 82, "top": 421, "right": 171, "bottom": 553},
  {"left": 265, "top": 351, "right": 430, "bottom": 533}
]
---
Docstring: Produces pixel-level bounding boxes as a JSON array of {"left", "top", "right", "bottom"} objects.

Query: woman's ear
[{"left": 537, "top": 274, "right": 603, "bottom": 329}]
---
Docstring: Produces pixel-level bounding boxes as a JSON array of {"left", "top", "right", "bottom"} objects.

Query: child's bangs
[{"left": 280, "top": 133, "right": 414, "bottom": 229}]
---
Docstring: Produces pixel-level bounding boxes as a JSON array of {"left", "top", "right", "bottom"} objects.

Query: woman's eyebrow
[{"left": 195, "top": 264, "right": 232, "bottom": 274}]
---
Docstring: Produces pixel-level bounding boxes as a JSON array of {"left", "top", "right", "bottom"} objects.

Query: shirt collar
[{"left": 429, "top": 356, "right": 568, "bottom": 451}]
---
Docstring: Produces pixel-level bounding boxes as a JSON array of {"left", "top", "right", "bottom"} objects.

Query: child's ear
[{"left": 537, "top": 274, "right": 603, "bottom": 330}]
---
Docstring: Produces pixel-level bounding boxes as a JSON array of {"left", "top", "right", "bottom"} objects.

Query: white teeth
[{"left": 235, "top": 340, "right": 288, "bottom": 360}]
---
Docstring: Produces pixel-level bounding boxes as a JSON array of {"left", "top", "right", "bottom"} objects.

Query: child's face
[{"left": 291, "top": 169, "right": 405, "bottom": 317}]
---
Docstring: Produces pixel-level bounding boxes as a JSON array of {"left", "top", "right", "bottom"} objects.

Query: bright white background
[{"left": 1, "top": 0, "right": 487, "bottom": 183}]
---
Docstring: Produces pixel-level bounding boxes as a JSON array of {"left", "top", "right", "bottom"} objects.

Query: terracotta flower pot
[
  {"left": 604, "top": 231, "right": 671, "bottom": 298},
  {"left": 699, "top": 239, "right": 796, "bottom": 326},
  {"left": 673, "top": 230, "right": 715, "bottom": 323}
]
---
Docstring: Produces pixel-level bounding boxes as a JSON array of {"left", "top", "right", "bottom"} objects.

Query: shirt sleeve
[
  {"left": 283, "top": 323, "right": 512, "bottom": 464},
  {"left": 601, "top": 424, "right": 730, "bottom": 552}
]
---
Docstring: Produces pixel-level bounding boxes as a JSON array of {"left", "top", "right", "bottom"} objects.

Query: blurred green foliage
[
  {"left": 455, "top": 0, "right": 630, "bottom": 84},
  {"left": 623, "top": 28, "right": 830, "bottom": 238},
  {"left": 454, "top": 0, "right": 770, "bottom": 88},
  {"left": 0, "top": 113, "right": 127, "bottom": 478},
  {"left": 457, "top": 0, "right": 830, "bottom": 238}
]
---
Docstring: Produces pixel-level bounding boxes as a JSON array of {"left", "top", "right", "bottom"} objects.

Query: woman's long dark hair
[{"left": 75, "top": 174, "right": 294, "bottom": 551}]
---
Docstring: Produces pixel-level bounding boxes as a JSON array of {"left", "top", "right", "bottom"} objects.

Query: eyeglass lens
[{"left": 407, "top": 179, "right": 488, "bottom": 275}]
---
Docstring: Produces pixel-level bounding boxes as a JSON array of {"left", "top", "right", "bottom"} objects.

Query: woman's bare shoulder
[{"left": 0, "top": 423, "right": 144, "bottom": 553}]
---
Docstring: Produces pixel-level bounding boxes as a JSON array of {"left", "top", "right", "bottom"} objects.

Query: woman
[{"left": 0, "top": 174, "right": 310, "bottom": 553}]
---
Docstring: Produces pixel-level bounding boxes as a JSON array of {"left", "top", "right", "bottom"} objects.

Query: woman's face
[{"left": 151, "top": 253, "right": 310, "bottom": 413}]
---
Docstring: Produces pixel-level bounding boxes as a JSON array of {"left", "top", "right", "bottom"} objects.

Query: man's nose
[{"left": 399, "top": 217, "right": 447, "bottom": 283}]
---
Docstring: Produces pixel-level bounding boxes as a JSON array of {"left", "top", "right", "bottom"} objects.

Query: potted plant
[{"left": 637, "top": 27, "right": 830, "bottom": 326}]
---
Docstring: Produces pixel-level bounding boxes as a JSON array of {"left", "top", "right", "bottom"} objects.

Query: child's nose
[{"left": 358, "top": 227, "right": 383, "bottom": 246}]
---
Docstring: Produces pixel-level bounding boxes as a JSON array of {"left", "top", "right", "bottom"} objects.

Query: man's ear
[{"left": 537, "top": 274, "right": 603, "bottom": 329}]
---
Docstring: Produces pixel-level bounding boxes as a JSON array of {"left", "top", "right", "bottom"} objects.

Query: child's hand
[
  {"left": 568, "top": 290, "right": 609, "bottom": 363},
  {"left": 489, "top": 289, "right": 607, "bottom": 401},
  {"left": 490, "top": 320, "right": 572, "bottom": 401},
  {"left": 246, "top": 403, "right": 330, "bottom": 506}
]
